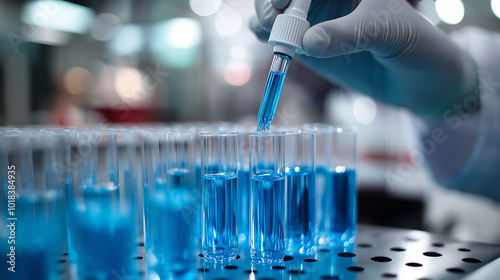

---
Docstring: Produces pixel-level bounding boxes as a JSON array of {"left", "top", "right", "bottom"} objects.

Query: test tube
[
  {"left": 69, "top": 129, "right": 138, "bottom": 279},
  {"left": 249, "top": 131, "right": 286, "bottom": 264},
  {"left": 314, "top": 125, "right": 357, "bottom": 248},
  {"left": 116, "top": 130, "right": 142, "bottom": 243},
  {"left": 141, "top": 130, "right": 163, "bottom": 253},
  {"left": 62, "top": 128, "right": 80, "bottom": 262},
  {"left": 143, "top": 129, "right": 197, "bottom": 279},
  {"left": 284, "top": 129, "right": 315, "bottom": 255},
  {"left": 0, "top": 129, "right": 67, "bottom": 280},
  {"left": 201, "top": 131, "right": 238, "bottom": 263},
  {"left": 236, "top": 127, "right": 251, "bottom": 245},
  {"left": 194, "top": 123, "right": 221, "bottom": 249}
]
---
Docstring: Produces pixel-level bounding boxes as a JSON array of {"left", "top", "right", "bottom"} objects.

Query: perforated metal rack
[{"left": 57, "top": 224, "right": 500, "bottom": 279}]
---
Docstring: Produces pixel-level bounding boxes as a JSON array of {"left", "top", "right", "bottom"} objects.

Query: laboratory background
[{"left": 1, "top": 0, "right": 500, "bottom": 279}]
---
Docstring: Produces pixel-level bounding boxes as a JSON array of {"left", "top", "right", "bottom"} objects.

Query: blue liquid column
[
  {"left": 284, "top": 129, "right": 315, "bottom": 255},
  {"left": 71, "top": 130, "right": 138, "bottom": 279},
  {"left": 257, "top": 53, "right": 291, "bottom": 132},
  {"left": 249, "top": 131, "right": 286, "bottom": 264},
  {"left": 0, "top": 130, "right": 67, "bottom": 280},
  {"left": 201, "top": 132, "right": 239, "bottom": 263},
  {"left": 143, "top": 130, "right": 197, "bottom": 279},
  {"left": 315, "top": 126, "right": 357, "bottom": 248},
  {"left": 195, "top": 128, "right": 203, "bottom": 250},
  {"left": 237, "top": 128, "right": 250, "bottom": 244}
]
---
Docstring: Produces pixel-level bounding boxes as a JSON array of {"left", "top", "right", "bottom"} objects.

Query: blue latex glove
[{"left": 250, "top": 0, "right": 479, "bottom": 118}]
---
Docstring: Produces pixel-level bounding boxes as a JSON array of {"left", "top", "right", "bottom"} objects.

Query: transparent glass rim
[
  {"left": 200, "top": 131, "right": 238, "bottom": 137},
  {"left": 282, "top": 128, "right": 315, "bottom": 135},
  {"left": 333, "top": 126, "right": 357, "bottom": 134},
  {"left": 305, "top": 124, "right": 357, "bottom": 134},
  {"left": 249, "top": 131, "right": 285, "bottom": 137}
]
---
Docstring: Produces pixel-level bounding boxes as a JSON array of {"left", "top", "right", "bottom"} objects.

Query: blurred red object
[{"left": 94, "top": 107, "right": 159, "bottom": 123}]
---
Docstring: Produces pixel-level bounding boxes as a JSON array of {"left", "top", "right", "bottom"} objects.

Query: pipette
[{"left": 257, "top": 0, "right": 312, "bottom": 132}]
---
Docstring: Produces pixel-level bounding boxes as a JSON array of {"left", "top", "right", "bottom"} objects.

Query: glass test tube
[
  {"left": 69, "top": 129, "right": 138, "bottom": 279},
  {"left": 0, "top": 129, "right": 67, "bottom": 280},
  {"left": 201, "top": 131, "right": 238, "bottom": 263},
  {"left": 143, "top": 130, "right": 196, "bottom": 279},
  {"left": 314, "top": 125, "right": 357, "bottom": 248},
  {"left": 141, "top": 130, "right": 163, "bottom": 253},
  {"left": 117, "top": 130, "right": 142, "bottom": 243},
  {"left": 194, "top": 126, "right": 204, "bottom": 249},
  {"left": 284, "top": 129, "right": 315, "bottom": 255},
  {"left": 236, "top": 127, "right": 251, "bottom": 245},
  {"left": 193, "top": 123, "right": 225, "bottom": 249},
  {"left": 249, "top": 131, "right": 286, "bottom": 264},
  {"left": 63, "top": 128, "right": 80, "bottom": 262}
]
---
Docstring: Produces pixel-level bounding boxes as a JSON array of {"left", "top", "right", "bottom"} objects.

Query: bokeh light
[
  {"left": 64, "top": 67, "right": 93, "bottom": 95},
  {"left": 109, "top": 24, "right": 144, "bottom": 56},
  {"left": 150, "top": 18, "right": 201, "bottom": 69},
  {"left": 21, "top": 0, "right": 94, "bottom": 34},
  {"left": 492, "top": 0, "right": 500, "bottom": 19},
  {"left": 353, "top": 96, "right": 377, "bottom": 124},
  {"left": 435, "top": 0, "right": 465, "bottom": 25},
  {"left": 223, "top": 61, "right": 251, "bottom": 86},
  {"left": 189, "top": 0, "right": 222, "bottom": 16},
  {"left": 150, "top": 18, "right": 201, "bottom": 50},
  {"left": 114, "top": 67, "right": 147, "bottom": 102},
  {"left": 215, "top": 8, "right": 242, "bottom": 36},
  {"left": 165, "top": 18, "right": 201, "bottom": 48},
  {"left": 90, "top": 13, "right": 121, "bottom": 41}
]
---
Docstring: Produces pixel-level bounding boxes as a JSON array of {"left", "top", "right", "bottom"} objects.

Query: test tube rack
[{"left": 53, "top": 224, "right": 500, "bottom": 280}]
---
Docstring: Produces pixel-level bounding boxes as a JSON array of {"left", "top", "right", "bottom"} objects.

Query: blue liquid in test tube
[
  {"left": 9, "top": 193, "right": 66, "bottom": 280},
  {"left": 169, "top": 168, "right": 190, "bottom": 189},
  {"left": 148, "top": 178, "right": 194, "bottom": 277},
  {"left": 313, "top": 125, "right": 357, "bottom": 248},
  {"left": 142, "top": 130, "right": 197, "bottom": 278},
  {"left": 0, "top": 130, "right": 67, "bottom": 280},
  {"left": 142, "top": 182, "right": 150, "bottom": 249},
  {"left": 318, "top": 167, "right": 357, "bottom": 246},
  {"left": 330, "top": 168, "right": 357, "bottom": 242},
  {"left": 195, "top": 164, "right": 202, "bottom": 247},
  {"left": 285, "top": 168, "right": 315, "bottom": 254},
  {"left": 72, "top": 184, "right": 135, "bottom": 278},
  {"left": 250, "top": 175, "right": 285, "bottom": 263},
  {"left": 201, "top": 132, "right": 238, "bottom": 263},
  {"left": 237, "top": 169, "right": 250, "bottom": 242},
  {"left": 146, "top": 170, "right": 193, "bottom": 251},
  {"left": 202, "top": 173, "right": 238, "bottom": 262},
  {"left": 249, "top": 131, "right": 285, "bottom": 263}
]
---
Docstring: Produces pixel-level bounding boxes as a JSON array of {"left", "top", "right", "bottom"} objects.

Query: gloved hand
[{"left": 250, "top": 0, "right": 479, "bottom": 118}]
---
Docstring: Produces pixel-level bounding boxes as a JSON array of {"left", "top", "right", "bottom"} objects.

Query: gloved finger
[
  {"left": 255, "top": 0, "right": 282, "bottom": 32},
  {"left": 271, "top": 0, "right": 290, "bottom": 10},
  {"left": 249, "top": 16, "right": 271, "bottom": 42},
  {"left": 302, "top": 13, "right": 362, "bottom": 58},
  {"left": 303, "top": 0, "right": 419, "bottom": 58}
]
